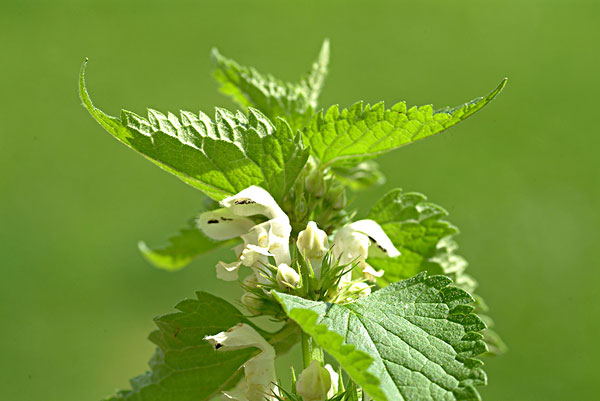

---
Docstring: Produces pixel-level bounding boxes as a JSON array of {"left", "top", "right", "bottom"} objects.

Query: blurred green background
[{"left": 1, "top": 0, "right": 598, "bottom": 400}]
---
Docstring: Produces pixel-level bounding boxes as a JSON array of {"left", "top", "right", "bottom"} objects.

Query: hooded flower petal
[
  {"left": 221, "top": 185, "right": 287, "bottom": 220},
  {"left": 205, "top": 324, "right": 277, "bottom": 401},
  {"left": 349, "top": 219, "right": 400, "bottom": 258},
  {"left": 197, "top": 208, "right": 255, "bottom": 240}
]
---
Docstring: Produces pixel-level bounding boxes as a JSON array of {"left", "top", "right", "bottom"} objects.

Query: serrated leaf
[
  {"left": 106, "top": 292, "right": 255, "bottom": 401},
  {"left": 212, "top": 39, "right": 329, "bottom": 131},
  {"left": 367, "top": 190, "right": 506, "bottom": 357},
  {"left": 80, "top": 61, "right": 309, "bottom": 201},
  {"left": 367, "top": 189, "right": 465, "bottom": 285},
  {"left": 303, "top": 79, "right": 507, "bottom": 167},
  {"left": 138, "top": 218, "right": 235, "bottom": 271},
  {"left": 274, "top": 273, "right": 488, "bottom": 401}
]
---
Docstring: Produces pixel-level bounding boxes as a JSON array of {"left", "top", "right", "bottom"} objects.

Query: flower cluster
[
  {"left": 199, "top": 186, "right": 399, "bottom": 294},
  {"left": 198, "top": 186, "right": 399, "bottom": 400}
]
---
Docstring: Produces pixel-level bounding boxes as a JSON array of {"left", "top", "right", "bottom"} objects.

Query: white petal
[
  {"left": 221, "top": 186, "right": 285, "bottom": 219},
  {"left": 361, "top": 263, "right": 384, "bottom": 282},
  {"left": 240, "top": 245, "right": 271, "bottom": 267},
  {"left": 325, "top": 364, "right": 339, "bottom": 398},
  {"left": 349, "top": 219, "right": 400, "bottom": 258},
  {"left": 197, "top": 208, "right": 254, "bottom": 240},
  {"left": 241, "top": 223, "right": 270, "bottom": 249},
  {"left": 332, "top": 226, "right": 370, "bottom": 266},
  {"left": 265, "top": 217, "right": 292, "bottom": 266},
  {"left": 241, "top": 219, "right": 291, "bottom": 267},
  {"left": 205, "top": 324, "right": 277, "bottom": 401},
  {"left": 216, "top": 261, "right": 242, "bottom": 281}
]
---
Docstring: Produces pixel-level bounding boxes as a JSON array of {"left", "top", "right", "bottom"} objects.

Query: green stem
[{"left": 301, "top": 331, "right": 324, "bottom": 368}]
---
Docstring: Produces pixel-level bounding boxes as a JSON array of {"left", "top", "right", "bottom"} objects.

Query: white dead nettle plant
[{"left": 83, "top": 40, "right": 505, "bottom": 401}]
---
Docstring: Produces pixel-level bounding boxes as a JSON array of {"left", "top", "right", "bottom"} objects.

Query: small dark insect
[
  {"left": 234, "top": 199, "right": 255, "bottom": 205},
  {"left": 174, "top": 328, "right": 181, "bottom": 338},
  {"left": 207, "top": 219, "right": 219, "bottom": 224},
  {"left": 220, "top": 217, "right": 233, "bottom": 221},
  {"left": 215, "top": 343, "right": 223, "bottom": 349}
]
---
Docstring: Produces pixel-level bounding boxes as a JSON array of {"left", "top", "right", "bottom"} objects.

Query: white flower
[
  {"left": 332, "top": 219, "right": 400, "bottom": 284},
  {"left": 297, "top": 221, "right": 329, "bottom": 277},
  {"left": 197, "top": 186, "right": 292, "bottom": 282},
  {"left": 296, "top": 360, "right": 332, "bottom": 401},
  {"left": 205, "top": 323, "right": 278, "bottom": 401}
]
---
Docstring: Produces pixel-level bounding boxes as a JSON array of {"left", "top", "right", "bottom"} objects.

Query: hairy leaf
[
  {"left": 368, "top": 189, "right": 505, "bottom": 355},
  {"left": 275, "top": 273, "right": 487, "bottom": 401},
  {"left": 80, "top": 60, "right": 309, "bottom": 201},
  {"left": 212, "top": 40, "right": 329, "bottom": 131},
  {"left": 303, "top": 79, "right": 507, "bottom": 167},
  {"left": 138, "top": 218, "right": 234, "bottom": 271},
  {"left": 105, "top": 292, "right": 254, "bottom": 401}
]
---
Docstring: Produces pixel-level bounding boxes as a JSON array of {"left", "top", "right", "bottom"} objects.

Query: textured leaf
[
  {"left": 138, "top": 218, "right": 234, "bottom": 271},
  {"left": 275, "top": 273, "right": 487, "bottom": 401},
  {"left": 367, "top": 189, "right": 465, "bottom": 285},
  {"left": 212, "top": 40, "right": 329, "bottom": 131},
  {"left": 106, "top": 292, "right": 255, "bottom": 401},
  {"left": 303, "top": 79, "right": 507, "bottom": 167},
  {"left": 80, "top": 60, "right": 309, "bottom": 201},
  {"left": 367, "top": 190, "right": 506, "bottom": 356}
]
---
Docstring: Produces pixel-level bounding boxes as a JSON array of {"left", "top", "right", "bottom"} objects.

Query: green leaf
[
  {"left": 472, "top": 296, "right": 507, "bottom": 357},
  {"left": 303, "top": 79, "right": 507, "bottom": 167},
  {"left": 80, "top": 60, "right": 309, "bottom": 201},
  {"left": 367, "top": 190, "right": 506, "bottom": 356},
  {"left": 274, "top": 273, "right": 487, "bottom": 401},
  {"left": 211, "top": 39, "right": 329, "bottom": 131},
  {"left": 367, "top": 189, "right": 465, "bottom": 285},
  {"left": 106, "top": 292, "right": 255, "bottom": 401},
  {"left": 138, "top": 218, "right": 234, "bottom": 271}
]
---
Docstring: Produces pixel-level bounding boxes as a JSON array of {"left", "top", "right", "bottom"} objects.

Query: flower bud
[
  {"left": 326, "top": 183, "right": 346, "bottom": 210},
  {"left": 276, "top": 263, "right": 301, "bottom": 289},
  {"left": 297, "top": 221, "right": 329, "bottom": 260},
  {"left": 332, "top": 188, "right": 346, "bottom": 210},
  {"left": 296, "top": 360, "right": 332, "bottom": 401},
  {"left": 305, "top": 169, "right": 326, "bottom": 197}
]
